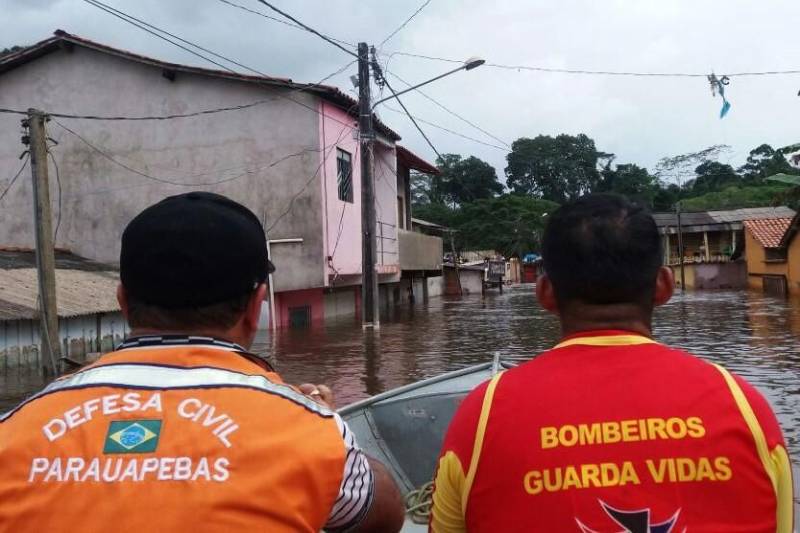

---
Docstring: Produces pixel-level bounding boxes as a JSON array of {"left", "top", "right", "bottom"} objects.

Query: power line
[
  {"left": 216, "top": 0, "right": 355, "bottom": 49},
  {"left": 0, "top": 154, "right": 29, "bottom": 203},
  {"left": 381, "top": 103, "right": 509, "bottom": 152},
  {"left": 1, "top": 99, "right": 273, "bottom": 121},
  {"left": 46, "top": 150, "right": 62, "bottom": 242},
  {"left": 386, "top": 70, "right": 510, "bottom": 148},
  {"left": 52, "top": 118, "right": 319, "bottom": 187},
  {"left": 251, "top": 0, "right": 357, "bottom": 58},
  {"left": 0, "top": 60, "right": 355, "bottom": 122},
  {"left": 378, "top": 74, "right": 441, "bottom": 160},
  {"left": 383, "top": 51, "right": 800, "bottom": 78},
  {"left": 266, "top": 118, "right": 353, "bottom": 234},
  {"left": 82, "top": 0, "right": 236, "bottom": 73},
  {"left": 379, "top": 0, "right": 432, "bottom": 47},
  {"left": 80, "top": 0, "right": 358, "bottom": 130}
]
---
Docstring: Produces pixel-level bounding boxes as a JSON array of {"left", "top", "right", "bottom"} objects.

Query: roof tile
[{"left": 743, "top": 218, "right": 793, "bottom": 249}]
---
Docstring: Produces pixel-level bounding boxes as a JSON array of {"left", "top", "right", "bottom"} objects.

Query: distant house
[
  {"left": 0, "top": 30, "right": 442, "bottom": 329},
  {"left": 652, "top": 207, "right": 796, "bottom": 289},
  {"left": 0, "top": 248, "right": 124, "bottom": 371},
  {"left": 743, "top": 215, "right": 800, "bottom": 296}
]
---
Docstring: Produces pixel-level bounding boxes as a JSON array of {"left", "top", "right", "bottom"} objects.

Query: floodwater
[
  {"left": 3, "top": 285, "right": 799, "bottom": 507},
  {"left": 256, "top": 285, "right": 800, "bottom": 510}
]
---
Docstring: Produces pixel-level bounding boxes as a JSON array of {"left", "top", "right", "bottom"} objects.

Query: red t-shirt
[{"left": 431, "top": 331, "right": 794, "bottom": 533}]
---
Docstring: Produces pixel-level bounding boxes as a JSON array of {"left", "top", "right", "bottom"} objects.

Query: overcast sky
[{"left": 3, "top": 0, "right": 799, "bottom": 184}]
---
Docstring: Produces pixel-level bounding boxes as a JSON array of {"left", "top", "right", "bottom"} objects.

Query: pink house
[{"left": 0, "top": 31, "right": 444, "bottom": 330}]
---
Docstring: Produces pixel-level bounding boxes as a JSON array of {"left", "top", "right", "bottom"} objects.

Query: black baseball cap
[{"left": 120, "top": 192, "right": 274, "bottom": 309}]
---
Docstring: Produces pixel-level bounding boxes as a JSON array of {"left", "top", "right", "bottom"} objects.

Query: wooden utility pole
[
  {"left": 676, "top": 201, "right": 685, "bottom": 292},
  {"left": 358, "top": 42, "right": 379, "bottom": 327},
  {"left": 25, "top": 109, "right": 61, "bottom": 376}
]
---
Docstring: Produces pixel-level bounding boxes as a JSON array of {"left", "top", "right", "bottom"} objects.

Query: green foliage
[
  {"left": 410, "top": 202, "right": 457, "bottom": 228},
  {"left": 738, "top": 144, "right": 800, "bottom": 184},
  {"left": 0, "top": 45, "right": 24, "bottom": 57},
  {"left": 504, "top": 134, "right": 607, "bottom": 203},
  {"left": 455, "top": 195, "right": 558, "bottom": 257},
  {"left": 435, "top": 153, "right": 503, "bottom": 206},
  {"left": 596, "top": 163, "right": 659, "bottom": 208},
  {"left": 680, "top": 184, "right": 790, "bottom": 211},
  {"left": 690, "top": 161, "right": 741, "bottom": 196}
]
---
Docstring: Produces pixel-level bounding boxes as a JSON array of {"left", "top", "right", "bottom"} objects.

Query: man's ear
[
  {"left": 117, "top": 284, "right": 130, "bottom": 321},
  {"left": 244, "top": 284, "right": 268, "bottom": 331},
  {"left": 536, "top": 274, "right": 559, "bottom": 314},
  {"left": 653, "top": 266, "right": 674, "bottom": 307}
]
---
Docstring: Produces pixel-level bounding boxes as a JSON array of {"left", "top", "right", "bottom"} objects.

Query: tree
[
  {"left": 435, "top": 153, "right": 503, "bottom": 206},
  {"left": 681, "top": 184, "right": 790, "bottom": 211},
  {"left": 737, "top": 144, "right": 799, "bottom": 184},
  {"left": 690, "top": 161, "right": 741, "bottom": 196},
  {"left": 504, "top": 134, "right": 606, "bottom": 203},
  {"left": 0, "top": 45, "right": 25, "bottom": 58},
  {"left": 455, "top": 195, "right": 557, "bottom": 257},
  {"left": 596, "top": 163, "right": 658, "bottom": 207},
  {"left": 410, "top": 170, "right": 446, "bottom": 206}
]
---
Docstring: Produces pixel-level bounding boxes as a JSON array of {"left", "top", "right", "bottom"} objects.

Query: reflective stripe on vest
[{"left": 1, "top": 363, "right": 332, "bottom": 422}]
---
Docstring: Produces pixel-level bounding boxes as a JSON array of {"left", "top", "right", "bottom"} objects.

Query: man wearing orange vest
[
  {"left": 0, "top": 192, "right": 404, "bottom": 532},
  {"left": 431, "top": 194, "right": 793, "bottom": 532}
]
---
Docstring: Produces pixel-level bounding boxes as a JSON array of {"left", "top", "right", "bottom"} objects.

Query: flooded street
[
  {"left": 261, "top": 286, "right": 800, "bottom": 451},
  {"left": 3, "top": 285, "right": 798, "bottom": 506},
  {"left": 258, "top": 285, "right": 800, "bottom": 509}
]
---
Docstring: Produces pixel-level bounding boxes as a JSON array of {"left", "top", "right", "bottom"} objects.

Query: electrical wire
[
  {"left": 382, "top": 51, "right": 800, "bottom": 78},
  {"left": 265, "top": 118, "right": 354, "bottom": 234},
  {"left": 386, "top": 70, "right": 510, "bottom": 148},
  {"left": 80, "top": 0, "right": 358, "bottom": 130},
  {"left": 0, "top": 153, "right": 29, "bottom": 203},
  {"left": 47, "top": 151, "right": 62, "bottom": 242},
  {"left": 379, "top": 75, "right": 441, "bottom": 160},
  {"left": 251, "top": 0, "right": 357, "bottom": 58},
  {"left": 52, "top": 118, "right": 322, "bottom": 187},
  {"left": 0, "top": 59, "right": 355, "bottom": 123},
  {"left": 1, "top": 100, "right": 274, "bottom": 121},
  {"left": 379, "top": 0, "right": 432, "bottom": 48},
  {"left": 381, "top": 103, "right": 509, "bottom": 152},
  {"left": 216, "top": 0, "right": 356, "bottom": 49}
]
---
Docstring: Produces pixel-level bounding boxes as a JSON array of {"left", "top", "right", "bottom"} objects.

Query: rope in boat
[{"left": 405, "top": 481, "right": 434, "bottom": 524}]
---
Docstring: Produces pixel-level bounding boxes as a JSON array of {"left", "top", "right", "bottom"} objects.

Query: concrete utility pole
[
  {"left": 25, "top": 109, "right": 61, "bottom": 376},
  {"left": 357, "top": 42, "right": 379, "bottom": 327},
  {"left": 676, "top": 201, "right": 686, "bottom": 292}
]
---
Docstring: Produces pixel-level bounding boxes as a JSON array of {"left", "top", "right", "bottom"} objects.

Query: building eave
[{"left": 0, "top": 30, "right": 401, "bottom": 141}]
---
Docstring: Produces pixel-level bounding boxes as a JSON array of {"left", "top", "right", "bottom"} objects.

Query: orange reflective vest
[
  {"left": 431, "top": 331, "right": 794, "bottom": 532},
  {"left": 0, "top": 336, "right": 373, "bottom": 533}
]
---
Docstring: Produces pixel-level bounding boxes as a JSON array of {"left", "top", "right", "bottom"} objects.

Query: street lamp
[
  {"left": 371, "top": 56, "right": 486, "bottom": 109},
  {"left": 358, "top": 46, "right": 484, "bottom": 328}
]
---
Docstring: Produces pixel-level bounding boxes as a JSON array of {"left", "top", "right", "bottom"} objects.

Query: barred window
[{"left": 337, "top": 148, "right": 353, "bottom": 203}]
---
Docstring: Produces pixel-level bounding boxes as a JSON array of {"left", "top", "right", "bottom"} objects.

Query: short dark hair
[
  {"left": 125, "top": 291, "right": 253, "bottom": 331},
  {"left": 542, "top": 194, "right": 662, "bottom": 307}
]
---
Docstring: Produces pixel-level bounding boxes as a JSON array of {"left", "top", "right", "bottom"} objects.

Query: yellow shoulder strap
[
  {"left": 461, "top": 371, "right": 504, "bottom": 515},
  {"left": 713, "top": 363, "right": 794, "bottom": 532}
]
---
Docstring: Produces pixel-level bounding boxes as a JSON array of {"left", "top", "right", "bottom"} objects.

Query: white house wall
[{"left": 0, "top": 46, "right": 325, "bottom": 292}]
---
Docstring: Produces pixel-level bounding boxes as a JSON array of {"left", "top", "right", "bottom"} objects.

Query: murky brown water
[
  {"left": 3, "top": 285, "right": 798, "bottom": 506},
  {"left": 256, "top": 285, "right": 800, "bottom": 509}
]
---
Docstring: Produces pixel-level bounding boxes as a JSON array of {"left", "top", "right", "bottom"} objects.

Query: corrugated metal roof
[
  {"left": 743, "top": 218, "right": 794, "bottom": 249},
  {"left": 652, "top": 206, "right": 796, "bottom": 228},
  {"left": 708, "top": 206, "right": 796, "bottom": 223},
  {"left": 0, "top": 268, "right": 119, "bottom": 321}
]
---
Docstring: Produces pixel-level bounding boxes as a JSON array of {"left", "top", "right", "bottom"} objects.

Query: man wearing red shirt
[{"left": 431, "top": 194, "right": 793, "bottom": 532}]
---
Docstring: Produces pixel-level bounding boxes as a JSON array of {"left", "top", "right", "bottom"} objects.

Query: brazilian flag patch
[{"left": 104, "top": 420, "right": 162, "bottom": 454}]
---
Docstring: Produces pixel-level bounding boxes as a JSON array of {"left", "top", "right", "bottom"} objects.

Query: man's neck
[
  {"left": 558, "top": 303, "right": 653, "bottom": 339},
  {"left": 127, "top": 328, "right": 242, "bottom": 346}
]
